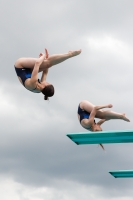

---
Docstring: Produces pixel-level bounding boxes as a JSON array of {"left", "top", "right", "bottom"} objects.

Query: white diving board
[
  {"left": 67, "top": 130, "right": 133, "bottom": 145},
  {"left": 109, "top": 170, "right": 133, "bottom": 178}
]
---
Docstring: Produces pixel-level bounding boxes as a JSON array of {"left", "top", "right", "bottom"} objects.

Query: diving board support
[
  {"left": 67, "top": 130, "right": 133, "bottom": 145},
  {"left": 109, "top": 170, "right": 133, "bottom": 178}
]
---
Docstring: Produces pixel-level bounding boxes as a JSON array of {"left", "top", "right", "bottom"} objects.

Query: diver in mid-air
[{"left": 14, "top": 48, "right": 81, "bottom": 100}]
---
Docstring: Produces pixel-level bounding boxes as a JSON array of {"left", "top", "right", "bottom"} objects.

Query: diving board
[
  {"left": 67, "top": 130, "right": 133, "bottom": 145},
  {"left": 109, "top": 170, "right": 133, "bottom": 178}
]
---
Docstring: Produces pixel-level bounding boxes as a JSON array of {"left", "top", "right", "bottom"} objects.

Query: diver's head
[
  {"left": 41, "top": 84, "right": 54, "bottom": 100},
  {"left": 92, "top": 122, "right": 102, "bottom": 132},
  {"left": 95, "top": 124, "right": 102, "bottom": 131},
  {"left": 41, "top": 84, "right": 55, "bottom": 100}
]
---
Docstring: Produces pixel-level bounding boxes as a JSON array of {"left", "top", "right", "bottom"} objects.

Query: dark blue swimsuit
[
  {"left": 78, "top": 105, "right": 96, "bottom": 124},
  {"left": 78, "top": 105, "right": 90, "bottom": 123},
  {"left": 15, "top": 66, "right": 40, "bottom": 92},
  {"left": 15, "top": 67, "right": 32, "bottom": 86}
]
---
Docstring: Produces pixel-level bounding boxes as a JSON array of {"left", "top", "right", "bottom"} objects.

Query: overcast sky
[{"left": 1, "top": 0, "right": 133, "bottom": 199}]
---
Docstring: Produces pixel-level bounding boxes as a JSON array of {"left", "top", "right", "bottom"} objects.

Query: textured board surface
[
  {"left": 67, "top": 130, "right": 133, "bottom": 145},
  {"left": 109, "top": 170, "right": 133, "bottom": 178}
]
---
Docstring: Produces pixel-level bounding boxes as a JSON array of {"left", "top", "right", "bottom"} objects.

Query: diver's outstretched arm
[
  {"left": 83, "top": 104, "right": 112, "bottom": 128},
  {"left": 40, "top": 50, "right": 49, "bottom": 82},
  {"left": 89, "top": 104, "right": 112, "bottom": 122},
  {"left": 95, "top": 104, "right": 113, "bottom": 111},
  {"left": 41, "top": 69, "right": 48, "bottom": 82},
  {"left": 30, "top": 54, "right": 46, "bottom": 86}
]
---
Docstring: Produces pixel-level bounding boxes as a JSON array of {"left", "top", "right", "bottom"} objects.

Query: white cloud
[
  {"left": 88, "top": 35, "right": 133, "bottom": 63},
  {"left": 1, "top": 177, "right": 133, "bottom": 200}
]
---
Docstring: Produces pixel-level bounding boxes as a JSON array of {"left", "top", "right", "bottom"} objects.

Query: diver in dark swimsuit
[
  {"left": 77, "top": 100, "right": 130, "bottom": 150},
  {"left": 14, "top": 48, "right": 81, "bottom": 100},
  {"left": 78, "top": 100, "right": 130, "bottom": 132}
]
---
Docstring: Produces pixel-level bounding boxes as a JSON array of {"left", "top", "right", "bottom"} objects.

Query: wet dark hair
[{"left": 41, "top": 84, "right": 54, "bottom": 100}]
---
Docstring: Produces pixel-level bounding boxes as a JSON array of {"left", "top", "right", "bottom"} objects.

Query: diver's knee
[
  {"left": 14, "top": 58, "right": 23, "bottom": 67},
  {"left": 98, "top": 110, "right": 105, "bottom": 118},
  {"left": 43, "top": 60, "right": 51, "bottom": 68}
]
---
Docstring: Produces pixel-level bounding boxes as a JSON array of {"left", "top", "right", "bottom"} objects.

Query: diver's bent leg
[
  {"left": 97, "top": 110, "right": 130, "bottom": 122},
  {"left": 80, "top": 100, "right": 95, "bottom": 113},
  {"left": 39, "top": 50, "right": 81, "bottom": 71},
  {"left": 14, "top": 58, "right": 37, "bottom": 69}
]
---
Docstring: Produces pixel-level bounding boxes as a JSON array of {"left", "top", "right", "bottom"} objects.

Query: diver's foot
[
  {"left": 121, "top": 113, "right": 130, "bottom": 122},
  {"left": 68, "top": 49, "right": 81, "bottom": 57}
]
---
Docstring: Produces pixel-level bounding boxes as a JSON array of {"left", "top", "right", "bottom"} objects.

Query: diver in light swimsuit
[
  {"left": 14, "top": 48, "right": 81, "bottom": 100},
  {"left": 78, "top": 100, "right": 130, "bottom": 149}
]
